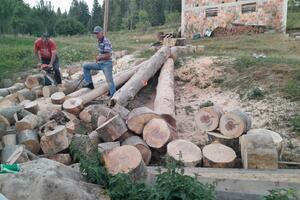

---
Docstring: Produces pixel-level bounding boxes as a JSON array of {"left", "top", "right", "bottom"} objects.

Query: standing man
[
  {"left": 82, "top": 26, "right": 116, "bottom": 97},
  {"left": 34, "top": 33, "right": 62, "bottom": 85}
]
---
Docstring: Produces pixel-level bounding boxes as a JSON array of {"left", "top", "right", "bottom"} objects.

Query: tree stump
[
  {"left": 17, "top": 129, "right": 40, "bottom": 154},
  {"left": 143, "top": 118, "right": 177, "bottom": 150},
  {"left": 167, "top": 139, "right": 202, "bottom": 167},
  {"left": 127, "top": 107, "right": 162, "bottom": 134},
  {"left": 219, "top": 110, "right": 252, "bottom": 138},
  {"left": 48, "top": 154, "right": 72, "bottom": 165},
  {"left": 25, "top": 74, "right": 45, "bottom": 89},
  {"left": 24, "top": 101, "right": 39, "bottom": 114},
  {"left": 103, "top": 145, "right": 147, "bottom": 180},
  {"left": 51, "top": 92, "right": 66, "bottom": 104},
  {"left": 202, "top": 143, "right": 237, "bottom": 168},
  {"left": 195, "top": 106, "right": 223, "bottom": 132},
  {"left": 2, "top": 134, "right": 17, "bottom": 145},
  {"left": 40, "top": 125, "right": 69, "bottom": 155},
  {"left": 240, "top": 133, "right": 278, "bottom": 169},
  {"left": 122, "top": 136, "right": 152, "bottom": 165},
  {"left": 96, "top": 115, "right": 128, "bottom": 142}
]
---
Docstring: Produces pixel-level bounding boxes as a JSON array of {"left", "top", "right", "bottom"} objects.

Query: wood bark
[
  {"left": 31, "top": 85, "right": 43, "bottom": 97},
  {"left": 8, "top": 83, "right": 25, "bottom": 94},
  {"left": 202, "top": 143, "right": 237, "bottom": 168},
  {"left": 98, "top": 141, "right": 120, "bottom": 153},
  {"left": 207, "top": 131, "right": 240, "bottom": 154},
  {"left": 15, "top": 110, "right": 38, "bottom": 132},
  {"left": 42, "top": 85, "right": 60, "bottom": 97},
  {"left": 0, "top": 98, "right": 14, "bottom": 108},
  {"left": 1, "top": 145, "right": 29, "bottom": 164},
  {"left": 17, "top": 88, "right": 37, "bottom": 101},
  {"left": 219, "top": 110, "right": 252, "bottom": 138},
  {"left": 40, "top": 125, "right": 69, "bottom": 155},
  {"left": 5, "top": 93, "right": 19, "bottom": 104},
  {"left": 51, "top": 92, "right": 66, "bottom": 104},
  {"left": 122, "top": 136, "right": 152, "bottom": 165},
  {"left": 2, "top": 134, "right": 17, "bottom": 145},
  {"left": 111, "top": 47, "right": 170, "bottom": 107},
  {"left": 0, "top": 106, "right": 23, "bottom": 126},
  {"left": 240, "top": 133, "right": 278, "bottom": 169},
  {"left": 143, "top": 118, "right": 177, "bottom": 150},
  {"left": 111, "top": 103, "right": 130, "bottom": 120},
  {"left": 24, "top": 101, "right": 39, "bottom": 114},
  {"left": 127, "top": 107, "right": 162, "bottom": 134},
  {"left": 96, "top": 115, "right": 128, "bottom": 142},
  {"left": 63, "top": 64, "right": 141, "bottom": 114},
  {"left": 48, "top": 154, "right": 72, "bottom": 165},
  {"left": 25, "top": 74, "right": 45, "bottom": 89},
  {"left": 0, "top": 88, "right": 9, "bottom": 97},
  {"left": 17, "top": 129, "right": 40, "bottom": 154},
  {"left": 39, "top": 120, "right": 58, "bottom": 137},
  {"left": 195, "top": 106, "right": 224, "bottom": 132},
  {"left": 170, "top": 47, "right": 178, "bottom": 61},
  {"left": 167, "top": 139, "right": 202, "bottom": 167},
  {"left": 154, "top": 58, "right": 175, "bottom": 123},
  {"left": 103, "top": 145, "right": 147, "bottom": 180}
]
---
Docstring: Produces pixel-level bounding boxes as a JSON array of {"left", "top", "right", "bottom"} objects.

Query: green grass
[{"left": 287, "top": 11, "right": 300, "bottom": 30}]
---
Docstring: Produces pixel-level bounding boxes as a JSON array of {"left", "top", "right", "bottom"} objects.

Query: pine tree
[{"left": 90, "top": 0, "right": 103, "bottom": 30}]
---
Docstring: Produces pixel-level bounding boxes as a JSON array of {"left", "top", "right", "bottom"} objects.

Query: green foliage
[
  {"left": 287, "top": 11, "right": 300, "bottom": 29},
  {"left": 199, "top": 101, "right": 214, "bottom": 109},
  {"left": 234, "top": 56, "right": 258, "bottom": 72},
  {"left": 90, "top": 0, "right": 103, "bottom": 30},
  {"left": 290, "top": 115, "right": 300, "bottom": 133},
  {"left": 136, "top": 10, "right": 151, "bottom": 32},
  {"left": 284, "top": 80, "right": 300, "bottom": 101},
  {"left": 247, "top": 87, "right": 264, "bottom": 100},
  {"left": 55, "top": 18, "right": 85, "bottom": 35},
  {"left": 165, "top": 11, "right": 181, "bottom": 26},
  {"left": 264, "top": 188, "right": 298, "bottom": 200}
]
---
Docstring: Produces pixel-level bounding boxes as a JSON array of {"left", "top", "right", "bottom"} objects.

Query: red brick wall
[{"left": 183, "top": 0, "right": 287, "bottom": 38}]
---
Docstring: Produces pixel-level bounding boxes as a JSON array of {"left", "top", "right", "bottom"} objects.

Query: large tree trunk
[
  {"left": 63, "top": 65, "right": 141, "bottom": 114},
  {"left": 40, "top": 125, "right": 69, "bottom": 156},
  {"left": 122, "top": 136, "right": 152, "bottom": 165},
  {"left": 0, "top": 106, "right": 23, "bottom": 126},
  {"left": 25, "top": 74, "right": 45, "bottom": 89},
  {"left": 126, "top": 107, "right": 162, "bottom": 134},
  {"left": 17, "top": 129, "right": 40, "bottom": 154},
  {"left": 103, "top": 145, "right": 147, "bottom": 180},
  {"left": 240, "top": 133, "right": 278, "bottom": 169},
  {"left": 96, "top": 115, "right": 128, "bottom": 142},
  {"left": 167, "top": 139, "right": 202, "bottom": 167},
  {"left": 143, "top": 118, "right": 177, "bottom": 150},
  {"left": 154, "top": 58, "right": 175, "bottom": 124},
  {"left": 202, "top": 143, "right": 237, "bottom": 168},
  {"left": 111, "top": 47, "right": 170, "bottom": 107},
  {"left": 219, "top": 110, "right": 252, "bottom": 138},
  {"left": 195, "top": 106, "right": 224, "bottom": 132}
]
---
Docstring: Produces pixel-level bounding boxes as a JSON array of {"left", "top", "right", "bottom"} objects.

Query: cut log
[
  {"left": 66, "top": 88, "right": 91, "bottom": 99},
  {"left": 37, "top": 100, "right": 62, "bottom": 112},
  {"left": 17, "top": 129, "right": 40, "bottom": 154},
  {"left": 25, "top": 74, "right": 45, "bottom": 89},
  {"left": 207, "top": 131, "right": 240, "bottom": 154},
  {"left": 51, "top": 92, "right": 66, "bottom": 104},
  {"left": 202, "top": 143, "right": 237, "bottom": 168},
  {"left": 15, "top": 111, "right": 38, "bottom": 132},
  {"left": 122, "top": 136, "right": 152, "bottom": 165},
  {"left": 170, "top": 47, "right": 178, "bottom": 61},
  {"left": 98, "top": 141, "right": 120, "bottom": 153},
  {"left": 111, "top": 103, "right": 130, "bottom": 120},
  {"left": 111, "top": 47, "right": 170, "bottom": 107},
  {"left": 17, "top": 88, "right": 37, "bottom": 101},
  {"left": 0, "top": 106, "right": 23, "bottom": 125},
  {"left": 219, "top": 110, "right": 252, "bottom": 138},
  {"left": 0, "top": 79, "right": 13, "bottom": 88},
  {"left": 1, "top": 145, "right": 29, "bottom": 164},
  {"left": 127, "top": 107, "right": 162, "bottom": 134},
  {"left": 143, "top": 118, "right": 177, "bottom": 150},
  {"left": 42, "top": 85, "right": 60, "bottom": 97},
  {"left": 0, "top": 98, "right": 14, "bottom": 107},
  {"left": 0, "top": 88, "right": 9, "bottom": 97},
  {"left": 88, "top": 131, "right": 100, "bottom": 146},
  {"left": 63, "top": 64, "right": 142, "bottom": 114},
  {"left": 103, "top": 145, "right": 147, "bottom": 180},
  {"left": 7, "top": 83, "right": 25, "bottom": 94},
  {"left": 2, "top": 134, "right": 17, "bottom": 145},
  {"left": 40, "top": 125, "right": 69, "bottom": 155},
  {"left": 24, "top": 101, "right": 38, "bottom": 114},
  {"left": 247, "top": 129, "right": 283, "bottom": 156},
  {"left": 195, "top": 106, "right": 224, "bottom": 132},
  {"left": 240, "top": 133, "right": 278, "bottom": 169},
  {"left": 0, "top": 123, "right": 7, "bottom": 138},
  {"left": 39, "top": 120, "right": 57, "bottom": 137},
  {"left": 60, "top": 79, "right": 83, "bottom": 95},
  {"left": 5, "top": 93, "right": 19, "bottom": 104},
  {"left": 167, "top": 139, "right": 202, "bottom": 167},
  {"left": 48, "top": 154, "right": 72, "bottom": 165},
  {"left": 72, "top": 134, "right": 96, "bottom": 156},
  {"left": 96, "top": 115, "right": 128, "bottom": 142},
  {"left": 31, "top": 85, "right": 43, "bottom": 97},
  {"left": 154, "top": 58, "right": 175, "bottom": 121}
]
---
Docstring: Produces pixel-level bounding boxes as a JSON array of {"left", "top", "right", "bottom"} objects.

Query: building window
[
  {"left": 242, "top": 3, "right": 256, "bottom": 13},
  {"left": 206, "top": 7, "right": 218, "bottom": 17}
]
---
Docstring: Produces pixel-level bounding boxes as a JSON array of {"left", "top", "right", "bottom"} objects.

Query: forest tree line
[{"left": 0, "top": 0, "right": 181, "bottom": 36}]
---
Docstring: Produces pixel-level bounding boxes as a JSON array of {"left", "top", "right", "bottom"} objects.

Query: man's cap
[{"left": 93, "top": 26, "right": 103, "bottom": 33}]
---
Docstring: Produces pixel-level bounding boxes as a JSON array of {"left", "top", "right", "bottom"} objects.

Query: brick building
[{"left": 181, "top": 0, "right": 288, "bottom": 38}]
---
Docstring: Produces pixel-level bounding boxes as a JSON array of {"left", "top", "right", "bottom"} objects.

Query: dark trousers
[{"left": 42, "top": 56, "right": 62, "bottom": 84}]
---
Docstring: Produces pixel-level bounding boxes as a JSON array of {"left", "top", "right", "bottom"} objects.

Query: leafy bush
[
  {"left": 234, "top": 56, "right": 258, "bottom": 72},
  {"left": 264, "top": 188, "right": 297, "bottom": 200},
  {"left": 247, "top": 87, "right": 264, "bottom": 100},
  {"left": 290, "top": 115, "right": 300, "bottom": 133},
  {"left": 165, "top": 11, "right": 181, "bottom": 26},
  {"left": 55, "top": 18, "right": 86, "bottom": 36}
]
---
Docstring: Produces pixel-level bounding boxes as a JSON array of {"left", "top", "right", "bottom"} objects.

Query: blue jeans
[{"left": 83, "top": 60, "right": 116, "bottom": 96}]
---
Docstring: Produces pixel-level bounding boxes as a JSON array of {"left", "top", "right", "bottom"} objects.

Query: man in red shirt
[{"left": 34, "top": 33, "right": 62, "bottom": 84}]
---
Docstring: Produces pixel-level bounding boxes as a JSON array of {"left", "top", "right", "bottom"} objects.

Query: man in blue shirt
[{"left": 83, "top": 26, "right": 116, "bottom": 97}]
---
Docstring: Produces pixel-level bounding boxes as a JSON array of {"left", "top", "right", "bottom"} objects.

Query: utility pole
[{"left": 103, "top": 0, "right": 109, "bottom": 35}]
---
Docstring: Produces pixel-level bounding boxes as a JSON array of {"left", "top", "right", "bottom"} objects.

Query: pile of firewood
[{"left": 194, "top": 106, "right": 283, "bottom": 169}]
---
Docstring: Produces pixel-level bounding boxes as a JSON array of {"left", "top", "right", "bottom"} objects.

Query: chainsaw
[{"left": 38, "top": 64, "right": 56, "bottom": 85}]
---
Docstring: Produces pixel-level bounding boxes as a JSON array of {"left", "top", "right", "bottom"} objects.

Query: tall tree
[
  {"left": 145, "top": 0, "right": 166, "bottom": 26},
  {"left": 90, "top": 0, "right": 103, "bottom": 30}
]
